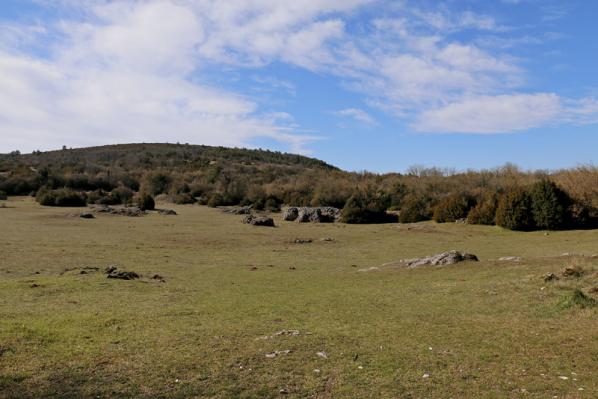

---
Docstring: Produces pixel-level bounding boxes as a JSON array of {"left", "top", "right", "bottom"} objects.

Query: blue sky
[{"left": 1, "top": 0, "right": 597, "bottom": 172}]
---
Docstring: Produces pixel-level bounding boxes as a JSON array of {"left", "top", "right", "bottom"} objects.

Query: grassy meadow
[{"left": 0, "top": 197, "right": 597, "bottom": 398}]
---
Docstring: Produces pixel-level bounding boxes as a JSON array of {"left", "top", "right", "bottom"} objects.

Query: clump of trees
[
  {"left": 35, "top": 188, "right": 87, "bottom": 207},
  {"left": 136, "top": 193, "right": 155, "bottom": 211},
  {"left": 433, "top": 193, "right": 474, "bottom": 223},
  {"left": 341, "top": 189, "right": 396, "bottom": 224}
]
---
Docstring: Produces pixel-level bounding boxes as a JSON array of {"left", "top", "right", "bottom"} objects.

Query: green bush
[
  {"left": 467, "top": 193, "right": 498, "bottom": 225},
  {"left": 137, "top": 193, "right": 155, "bottom": 211},
  {"left": 529, "top": 180, "right": 571, "bottom": 230},
  {"left": 341, "top": 191, "right": 395, "bottom": 224},
  {"left": 264, "top": 198, "right": 281, "bottom": 212},
  {"left": 207, "top": 193, "right": 224, "bottom": 208},
  {"left": 170, "top": 193, "right": 195, "bottom": 204},
  {"left": 568, "top": 200, "right": 594, "bottom": 228},
  {"left": 111, "top": 186, "right": 134, "bottom": 205},
  {"left": 433, "top": 193, "right": 474, "bottom": 223},
  {"left": 495, "top": 188, "right": 534, "bottom": 231},
  {"left": 398, "top": 195, "right": 431, "bottom": 223},
  {"left": 36, "top": 188, "right": 87, "bottom": 207},
  {"left": 0, "top": 190, "right": 6, "bottom": 200}
]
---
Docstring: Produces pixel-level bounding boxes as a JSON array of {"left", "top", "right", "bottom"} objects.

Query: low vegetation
[
  {"left": 1, "top": 144, "right": 598, "bottom": 229},
  {"left": 1, "top": 198, "right": 596, "bottom": 397}
]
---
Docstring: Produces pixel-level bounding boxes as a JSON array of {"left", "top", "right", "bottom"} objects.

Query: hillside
[{"left": 1, "top": 143, "right": 337, "bottom": 171}]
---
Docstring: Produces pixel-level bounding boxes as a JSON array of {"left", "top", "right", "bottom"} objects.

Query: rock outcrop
[
  {"left": 282, "top": 207, "right": 340, "bottom": 223},
  {"left": 391, "top": 250, "right": 479, "bottom": 268},
  {"left": 242, "top": 214, "right": 275, "bottom": 227}
]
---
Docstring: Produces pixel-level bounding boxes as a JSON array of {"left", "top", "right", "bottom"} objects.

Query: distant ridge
[{"left": 6, "top": 143, "right": 338, "bottom": 171}]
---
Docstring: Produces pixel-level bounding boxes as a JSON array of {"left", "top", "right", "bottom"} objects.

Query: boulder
[
  {"left": 242, "top": 214, "right": 275, "bottom": 227},
  {"left": 91, "top": 205, "right": 145, "bottom": 217},
  {"left": 158, "top": 209, "right": 177, "bottom": 215},
  {"left": 223, "top": 206, "right": 253, "bottom": 215},
  {"left": 282, "top": 207, "right": 299, "bottom": 221},
  {"left": 105, "top": 265, "right": 139, "bottom": 280},
  {"left": 79, "top": 212, "right": 95, "bottom": 219},
  {"left": 398, "top": 250, "right": 478, "bottom": 268},
  {"left": 283, "top": 207, "right": 340, "bottom": 223}
]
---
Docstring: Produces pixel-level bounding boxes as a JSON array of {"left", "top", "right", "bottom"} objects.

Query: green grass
[{"left": 1, "top": 197, "right": 597, "bottom": 398}]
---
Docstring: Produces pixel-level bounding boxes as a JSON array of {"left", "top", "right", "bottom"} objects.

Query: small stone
[
  {"left": 558, "top": 376, "right": 569, "bottom": 380},
  {"left": 279, "top": 388, "right": 288, "bottom": 394},
  {"left": 357, "top": 365, "right": 363, "bottom": 370},
  {"left": 316, "top": 351, "right": 328, "bottom": 359},
  {"left": 422, "top": 373, "right": 430, "bottom": 379},
  {"left": 313, "top": 369, "right": 320, "bottom": 374}
]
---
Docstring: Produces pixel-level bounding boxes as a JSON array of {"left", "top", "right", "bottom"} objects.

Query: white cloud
[
  {"left": 414, "top": 93, "right": 562, "bottom": 133},
  {"left": 336, "top": 108, "right": 376, "bottom": 125},
  {"left": 2, "top": 0, "right": 368, "bottom": 153},
  {"left": 1, "top": 0, "right": 597, "bottom": 151}
]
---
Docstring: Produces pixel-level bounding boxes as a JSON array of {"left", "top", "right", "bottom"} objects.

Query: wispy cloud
[
  {"left": 335, "top": 108, "right": 376, "bottom": 125},
  {"left": 0, "top": 0, "right": 596, "bottom": 154}
]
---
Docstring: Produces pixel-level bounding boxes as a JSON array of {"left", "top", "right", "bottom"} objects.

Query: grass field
[{"left": 1, "top": 197, "right": 597, "bottom": 398}]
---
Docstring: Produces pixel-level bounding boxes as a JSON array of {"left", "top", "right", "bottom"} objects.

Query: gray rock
[
  {"left": 283, "top": 207, "right": 340, "bottom": 223},
  {"left": 223, "top": 206, "right": 253, "bottom": 215},
  {"left": 242, "top": 215, "right": 275, "bottom": 227},
  {"left": 79, "top": 212, "right": 95, "bottom": 219},
  {"left": 158, "top": 209, "right": 177, "bottom": 215},
  {"left": 104, "top": 265, "right": 139, "bottom": 280},
  {"left": 91, "top": 205, "right": 145, "bottom": 217},
  {"left": 400, "top": 250, "right": 479, "bottom": 268},
  {"left": 282, "top": 207, "right": 299, "bottom": 221}
]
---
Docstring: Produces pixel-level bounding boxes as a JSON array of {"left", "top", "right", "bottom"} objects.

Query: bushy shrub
[
  {"left": 36, "top": 188, "right": 87, "bottom": 207},
  {"left": 142, "top": 171, "right": 172, "bottom": 195},
  {"left": 568, "top": 200, "right": 594, "bottom": 228},
  {"left": 264, "top": 197, "right": 281, "bottom": 212},
  {"left": 529, "top": 180, "right": 571, "bottom": 230},
  {"left": 111, "top": 186, "right": 134, "bottom": 205},
  {"left": 398, "top": 195, "right": 431, "bottom": 223},
  {"left": 495, "top": 188, "right": 534, "bottom": 231},
  {"left": 433, "top": 193, "right": 474, "bottom": 223},
  {"left": 0, "top": 190, "right": 6, "bottom": 200},
  {"left": 172, "top": 193, "right": 196, "bottom": 204},
  {"left": 341, "top": 191, "right": 395, "bottom": 224},
  {"left": 467, "top": 192, "right": 498, "bottom": 225},
  {"left": 137, "top": 192, "right": 155, "bottom": 211},
  {"left": 207, "top": 193, "right": 224, "bottom": 208}
]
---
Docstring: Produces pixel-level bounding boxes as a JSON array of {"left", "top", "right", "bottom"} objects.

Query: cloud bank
[{"left": 0, "top": 0, "right": 596, "bottom": 153}]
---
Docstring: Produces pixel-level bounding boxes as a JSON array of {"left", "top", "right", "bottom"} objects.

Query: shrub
[
  {"left": 398, "top": 195, "right": 431, "bottom": 223},
  {"left": 207, "top": 193, "right": 224, "bottom": 208},
  {"left": 137, "top": 193, "right": 155, "bottom": 211},
  {"left": 36, "top": 188, "right": 86, "bottom": 207},
  {"left": 172, "top": 193, "right": 196, "bottom": 204},
  {"left": 0, "top": 190, "right": 6, "bottom": 200},
  {"left": 467, "top": 193, "right": 498, "bottom": 225},
  {"left": 142, "top": 171, "right": 172, "bottom": 195},
  {"left": 568, "top": 200, "right": 594, "bottom": 228},
  {"left": 341, "top": 191, "right": 395, "bottom": 224},
  {"left": 495, "top": 187, "right": 534, "bottom": 231},
  {"left": 264, "top": 197, "right": 281, "bottom": 212},
  {"left": 111, "top": 186, "right": 134, "bottom": 205},
  {"left": 529, "top": 180, "right": 571, "bottom": 230},
  {"left": 433, "top": 193, "right": 474, "bottom": 223}
]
